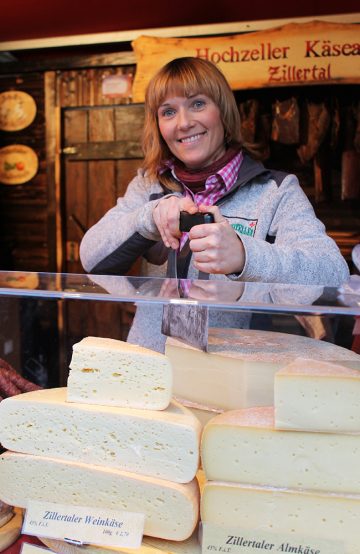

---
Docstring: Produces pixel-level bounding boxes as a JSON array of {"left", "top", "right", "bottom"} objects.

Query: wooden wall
[
  {"left": 0, "top": 54, "right": 359, "bottom": 274},
  {"left": 0, "top": 72, "right": 48, "bottom": 271}
]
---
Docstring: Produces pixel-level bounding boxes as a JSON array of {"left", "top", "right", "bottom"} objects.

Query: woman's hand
[
  {"left": 189, "top": 204, "right": 246, "bottom": 275},
  {"left": 153, "top": 195, "right": 198, "bottom": 250}
]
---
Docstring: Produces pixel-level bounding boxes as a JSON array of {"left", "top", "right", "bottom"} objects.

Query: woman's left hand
[{"left": 188, "top": 204, "right": 246, "bottom": 275}]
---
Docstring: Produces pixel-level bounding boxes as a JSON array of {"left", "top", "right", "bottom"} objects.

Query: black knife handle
[{"left": 179, "top": 211, "right": 215, "bottom": 232}]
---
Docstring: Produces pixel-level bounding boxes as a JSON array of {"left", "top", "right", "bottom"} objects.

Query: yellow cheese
[
  {"left": 67, "top": 337, "right": 172, "bottom": 410},
  {"left": 275, "top": 357, "right": 360, "bottom": 432},
  {"left": 201, "top": 481, "right": 360, "bottom": 552},
  {"left": 0, "top": 452, "right": 199, "bottom": 541},
  {"left": 201, "top": 406, "right": 360, "bottom": 494},
  {"left": 0, "top": 388, "right": 200, "bottom": 484},
  {"left": 165, "top": 328, "right": 359, "bottom": 411},
  {"left": 0, "top": 509, "right": 22, "bottom": 552}
]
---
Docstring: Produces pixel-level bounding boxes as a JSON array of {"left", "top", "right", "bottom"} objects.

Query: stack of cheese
[
  {"left": 200, "top": 356, "right": 360, "bottom": 552},
  {"left": 166, "top": 328, "right": 360, "bottom": 428},
  {"left": 0, "top": 336, "right": 201, "bottom": 542},
  {"left": 0, "top": 500, "right": 22, "bottom": 552}
]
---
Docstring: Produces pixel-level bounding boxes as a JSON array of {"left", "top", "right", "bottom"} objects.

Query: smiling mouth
[{"left": 178, "top": 132, "right": 206, "bottom": 144}]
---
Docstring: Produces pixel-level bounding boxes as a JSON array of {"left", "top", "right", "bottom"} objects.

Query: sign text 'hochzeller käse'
[{"left": 132, "top": 21, "right": 360, "bottom": 101}]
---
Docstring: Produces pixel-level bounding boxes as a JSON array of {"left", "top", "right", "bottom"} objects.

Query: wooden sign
[
  {"left": 0, "top": 90, "right": 37, "bottom": 131},
  {"left": 132, "top": 21, "right": 360, "bottom": 102},
  {"left": 0, "top": 144, "right": 39, "bottom": 185}
]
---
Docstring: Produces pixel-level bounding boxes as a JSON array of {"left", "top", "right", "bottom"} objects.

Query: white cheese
[
  {"left": 0, "top": 388, "right": 201, "bottom": 484},
  {"left": 201, "top": 406, "right": 360, "bottom": 494},
  {"left": 67, "top": 337, "right": 172, "bottom": 410},
  {"left": 275, "top": 357, "right": 360, "bottom": 432},
  {"left": 174, "top": 397, "right": 223, "bottom": 430},
  {"left": 0, "top": 452, "right": 199, "bottom": 541},
  {"left": 165, "top": 328, "right": 359, "bottom": 411},
  {"left": 201, "top": 481, "right": 360, "bottom": 553}
]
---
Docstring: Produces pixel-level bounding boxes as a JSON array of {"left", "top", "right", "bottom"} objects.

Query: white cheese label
[
  {"left": 202, "top": 524, "right": 344, "bottom": 554},
  {"left": 21, "top": 545, "right": 52, "bottom": 554},
  {"left": 23, "top": 501, "right": 145, "bottom": 548}
]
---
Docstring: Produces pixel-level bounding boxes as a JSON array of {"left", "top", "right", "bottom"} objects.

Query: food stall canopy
[{"left": 0, "top": 0, "right": 358, "bottom": 44}]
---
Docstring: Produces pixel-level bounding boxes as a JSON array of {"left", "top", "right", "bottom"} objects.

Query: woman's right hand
[{"left": 153, "top": 195, "right": 198, "bottom": 250}]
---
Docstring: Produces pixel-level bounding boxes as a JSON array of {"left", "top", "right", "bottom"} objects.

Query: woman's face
[{"left": 157, "top": 93, "right": 226, "bottom": 169}]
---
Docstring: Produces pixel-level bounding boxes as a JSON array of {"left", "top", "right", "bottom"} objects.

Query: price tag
[
  {"left": 201, "top": 523, "right": 344, "bottom": 554},
  {"left": 22, "top": 501, "right": 145, "bottom": 549}
]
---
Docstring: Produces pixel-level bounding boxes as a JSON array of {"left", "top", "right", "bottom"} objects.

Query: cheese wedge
[
  {"left": 201, "top": 481, "right": 360, "bottom": 553},
  {"left": 40, "top": 530, "right": 201, "bottom": 554},
  {"left": 201, "top": 406, "right": 360, "bottom": 494},
  {"left": 174, "top": 397, "right": 222, "bottom": 430},
  {"left": 0, "top": 509, "right": 13, "bottom": 530},
  {"left": 67, "top": 337, "right": 172, "bottom": 410},
  {"left": 0, "top": 452, "right": 199, "bottom": 541},
  {"left": 0, "top": 388, "right": 200, "bottom": 483},
  {"left": 275, "top": 357, "right": 360, "bottom": 432},
  {"left": 166, "top": 328, "right": 360, "bottom": 411},
  {"left": 0, "top": 509, "right": 22, "bottom": 553}
]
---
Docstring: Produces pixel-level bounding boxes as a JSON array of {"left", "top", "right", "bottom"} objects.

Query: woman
[{"left": 80, "top": 57, "right": 349, "bottom": 351}]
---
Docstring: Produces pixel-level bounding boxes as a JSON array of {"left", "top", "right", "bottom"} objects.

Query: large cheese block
[
  {"left": 201, "top": 406, "right": 360, "bottom": 494},
  {"left": 201, "top": 481, "right": 360, "bottom": 552},
  {"left": 165, "top": 328, "right": 360, "bottom": 411},
  {"left": 0, "top": 388, "right": 201, "bottom": 483},
  {"left": 67, "top": 337, "right": 172, "bottom": 410},
  {"left": 275, "top": 357, "right": 360, "bottom": 432},
  {"left": 0, "top": 452, "right": 199, "bottom": 541}
]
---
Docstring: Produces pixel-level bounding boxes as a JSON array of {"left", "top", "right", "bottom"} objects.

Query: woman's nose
[{"left": 177, "top": 108, "right": 193, "bottom": 129}]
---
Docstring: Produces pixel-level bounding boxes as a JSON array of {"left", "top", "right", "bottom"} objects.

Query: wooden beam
[
  {"left": 0, "top": 13, "right": 359, "bottom": 52},
  {"left": 63, "top": 140, "right": 143, "bottom": 160},
  {"left": 0, "top": 52, "right": 136, "bottom": 74}
]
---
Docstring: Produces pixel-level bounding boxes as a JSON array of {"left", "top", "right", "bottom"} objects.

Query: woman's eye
[
  {"left": 193, "top": 100, "right": 206, "bottom": 109},
  {"left": 160, "top": 108, "right": 175, "bottom": 118}
]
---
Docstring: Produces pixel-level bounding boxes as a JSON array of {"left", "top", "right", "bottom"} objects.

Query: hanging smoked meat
[
  {"left": 330, "top": 97, "right": 340, "bottom": 151},
  {"left": 297, "top": 102, "right": 330, "bottom": 164},
  {"left": 239, "top": 99, "right": 259, "bottom": 143},
  {"left": 271, "top": 97, "right": 300, "bottom": 144},
  {"left": 341, "top": 104, "right": 360, "bottom": 201},
  {"left": 239, "top": 99, "right": 270, "bottom": 160},
  {"left": 353, "top": 100, "right": 360, "bottom": 153}
]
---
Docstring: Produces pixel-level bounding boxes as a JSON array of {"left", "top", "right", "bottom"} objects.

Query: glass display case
[{"left": 0, "top": 270, "right": 359, "bottom": 554}]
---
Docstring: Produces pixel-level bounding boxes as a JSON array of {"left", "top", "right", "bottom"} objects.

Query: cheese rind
[
  {"left": 201, "top": 481, "right": 360, "bottom": 553},
  {"left": 0, "top": 452, "right": 199, "bottom": 541},
  {"left": 0, "top": 509, "right": 13, "bottom": 530},
  {"left": 0, "top": 388, "right": 201, "bottom": 483},
  {"left": 0, "top": 509, "right": 22, "bottom": 552},
  {"left": 67, "top": 337, "right": 172, "bottom": 410},
  {"left": 165, "top": 329, "right": 359, "bottom": 411},
  {"left": 201, "top": 406, "right": 360, "bottom": 494},
  {"left": 275, "top": 357, "right": 360, "bottom": 432}
]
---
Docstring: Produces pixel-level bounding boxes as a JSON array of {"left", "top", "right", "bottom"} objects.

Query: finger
[
  {"left": 180, "top": 196, "right": 198, "bottom": 214},
  {"left": 197, "top": 204, "right": 226, "bottom": 223}
]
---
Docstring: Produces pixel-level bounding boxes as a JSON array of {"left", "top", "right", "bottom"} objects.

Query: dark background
[{"left": 0, "top": 0, "right": 359, "bottom": 42}]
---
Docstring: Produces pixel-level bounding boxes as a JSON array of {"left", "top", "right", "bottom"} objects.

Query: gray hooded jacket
[{"left": 80, "top": 155, "right": 349, "bottom": 351}]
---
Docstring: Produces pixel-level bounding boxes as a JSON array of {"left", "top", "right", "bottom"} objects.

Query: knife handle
[{"left": 179, "top": 211, "right": 214, "bottom": 232}]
